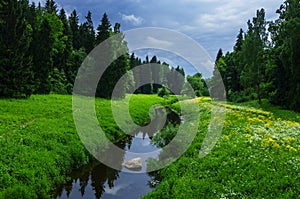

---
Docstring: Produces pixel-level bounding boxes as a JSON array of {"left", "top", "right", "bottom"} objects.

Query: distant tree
[
  {"left": 96, "top": 19, "right": 130, "bottom": 98},
  {"left": 150, "top": 56, "right": 161, "bottom": 93},
  {"left": 140, "top": 55, "right": 152, "bottom": 94},
  {"left": 215, "top": 48, "right": 223, "bottom": 62},
  {"left": 130, "top": 53, "right": 143, "bottom": 93},
  {"left": 231, "top": 29, "right": 244, "bottom": 92},
  {"left": 239, "top": 9, "right": 267, "bottom": 104},
  {"left": 184, "top": 73, "right": 207, "bottom": 97},
  {"left": 69, "top": 10, "right": 80, "bottom": 50},
  {"left": 210, "top": 56, "right": 226, "bottom": 100},
  {"left": 234, "top": 29, "right": 244, "bottom": 52},
  {"left": 174, "top": 66, "right": 185, "bottom": 94},
  {"left": 96, "top": 12, "right": 111, "bottom": 44},
  {"left": 160, "top": 62, "right": 170, "bottom": 88},
  {"left": 45, "top": 0, "right": 57, "bottom": 14},
  {"left": 81, "top": 11, "right": 95, "bottom": 53}
]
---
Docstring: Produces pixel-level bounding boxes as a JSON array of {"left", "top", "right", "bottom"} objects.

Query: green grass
[
  {"left": 228, "top": 99, "right": 300, "bottom": 122},
  {"left": 2, "top": 95, "right": 299, "bottom": 198},
  {"left": 0, "top": 94, "right": 164, "bottom": 198},
  {"left": 144, "top": 97, "right": 300, "bottom": 199}
]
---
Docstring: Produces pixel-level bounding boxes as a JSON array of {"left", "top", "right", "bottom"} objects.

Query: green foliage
[
  {"left": 0, "top": 0, "right": 34, "bottom": 98},
  {"left": 0, "top": 94, "right": 164, "bottom": 197},
  {"left": 151, "top": 125, "right": 179, "bottom": 147},
  {"left": 96, "top": 12, "right": 111, "bottom": 44},
  {"left": 79, "top": 11, "right": 95, "bottom": 54},
  {"left": 0, "top": 95, "right": 89, "bottom": 198},
  {"left": 157, "top": 87, "right": 171, "bottom": 98},
  {"left": 269, "top": 0, "right": 300, "bottom": 111},
  {"left": 129, "top": 54, "right": 186, "bottom": 95},
  {"left": 68, "top": 9, "right": 80, "bottom": 50},
  {"left": 184, "top": 73, "right": 208, "bottom": 97},
  {"left": 143, "top": 98, "right": 300, "bottom": 198},
  {"left": 49, "top": 68, "right": 68, "bottom": 94},
  {"left": 219, "top": 2, "right": 300, "bottom": 112}
]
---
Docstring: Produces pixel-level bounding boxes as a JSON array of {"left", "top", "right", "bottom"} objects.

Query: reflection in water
[
  {"left": 54, "top": 108, "right": 180, "bottom": 199},
  {"left": 54, "top": 132, "right": 158, "bottom": 199}
]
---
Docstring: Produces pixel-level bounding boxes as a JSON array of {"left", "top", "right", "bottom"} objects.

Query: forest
[
  {"left": 211, "top": 2, "right": 300, "bottom": 112},
  {"left": 0, "top": 0, "right": 209, "bottom": 100},
  {"left": 1, "top": 0, "right": 299, "bottom": 113}
]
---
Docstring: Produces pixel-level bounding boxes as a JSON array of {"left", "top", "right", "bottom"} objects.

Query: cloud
[
  {"left": 35, "top": 0, "right": 284, "bottom": 57},
  {"left": 145, "top": 36, "right": 174, "bottom": 48},
  {"left": 121, "top": 14, "right": 144, "bottom": 26},
  {"left": 104, "top": 184, "right": 130, "bottom": 195}
]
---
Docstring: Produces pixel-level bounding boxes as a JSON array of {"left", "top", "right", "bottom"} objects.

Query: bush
[{"left": 158, "top": 87, "right": 171, "bottom": 98}]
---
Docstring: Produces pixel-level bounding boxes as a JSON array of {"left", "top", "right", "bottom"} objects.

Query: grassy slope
[
  {"left": 144, "top": 97, "right": 300, "bottom": 198},
  {"left": 0, "top": 94, "right": 163, "bottom": 199}
]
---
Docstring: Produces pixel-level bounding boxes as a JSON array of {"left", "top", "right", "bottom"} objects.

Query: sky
[{"left": 32, "top": 0, "right": 284, "bottom": 76}]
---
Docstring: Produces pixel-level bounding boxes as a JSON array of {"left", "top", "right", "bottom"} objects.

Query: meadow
[
  {"left": 1, "top": 94, "right": 300, "bottom": 198},
  {"left": 0, "top": 94, "right": 163, "bottom": 198},
  {"left": 144, "top": 97, "right": 300, "bottom": 198}
]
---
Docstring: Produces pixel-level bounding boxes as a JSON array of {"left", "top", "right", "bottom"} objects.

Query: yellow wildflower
[
  {"left": 283, "top": 137, "right": 297, "bottom": 143},
  {"left": 272, "top": 143, "right": 281, "bottom": 149},
  {"left": 286, "top": 145, "right": 297, "bottom": 152},
  {"left": 265, "top": 122, "right": 272, "bottom": 128},
  {"left": 246, "top": 134, "right": 252, "bottom": 139},
  {"left": 223, "top": 135, "right": 230, "bottom": 140}
]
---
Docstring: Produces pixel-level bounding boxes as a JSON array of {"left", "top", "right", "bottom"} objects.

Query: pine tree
[
  {"left": 140, "top": 55, "right": 152, "bottom": 94},
  {"left": 150, "top": 56, "right": 161, "bottom": 93},
  {"left": 274, "top": 0, "right": 300, "bottom": 111},
  {"left": 0, "top": 0, "right": 34, "bottom": 98},
  {"left": 81, "top": 11, "right": 95, "bottom": 53},
  {"left": 58, "top": 8, "right": 73, "bottom": 93},
  {"left": 69, "top": 10, "right": 80, "bottom": 50},
  {"left": 239, "top": 9, "right": 267, "bottom": 104},
  {"left": 234, "top": 28, "right": 244, "bottom": 52},
  {"left": 96, "top": 12, "right": 111, "bottom": 44},
  {"left": 33, "top": 18, "right": 52, "bottom": 94},
  {"left": 210, "top": 55, "right": 226, "bottom": 100},
  {"left": 95, "top": 17, "right": 131, "bottom": 98},
  {"left": 45, "top": 0, "right": 57, "bottom": 14},
  {"left": 215, "top": 48, "right": 223, "bottom": 62}
]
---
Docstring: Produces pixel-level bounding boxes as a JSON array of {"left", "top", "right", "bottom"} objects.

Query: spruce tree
[
  {"left": 45, "top": 0, "right": 57, "bottom": 14},
  {"left": 81, "top": 11, "right": 95, "bottom": 53},
  {"left": 33, "top": 18, "right": 52, "bottom": 94},
  {"left": 274, "top": 0, "right": 300, "bottom": 111},
  {"left": 69, "top": 10, "right": 80, "bottom": 50},
  {"left": 96, "top": 12, "right": 111, "bottom": 44},
  {"left": 239, "top": 9, "right": 267, "bottom": 104},
  {"left": 0, "top": 0, "right": 34, "bottom": 98}
]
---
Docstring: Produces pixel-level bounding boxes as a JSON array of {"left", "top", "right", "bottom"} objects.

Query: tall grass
[
  {"left": 0, "top": 94, "right": 163, "bottom": 198},
  {"left": 144, "top": 98, "right": 300, "bottom": 198}
]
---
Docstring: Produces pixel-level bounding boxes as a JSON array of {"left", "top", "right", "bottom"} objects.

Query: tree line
[
  {"left": 3, "top": 0, "right": 297, "bottom": 112},
  {"left": 1, "top": 0, "right": 207, "bottom": 99},
  {"left": 210, "top": 0, "right": 300, "bottom": 112}
]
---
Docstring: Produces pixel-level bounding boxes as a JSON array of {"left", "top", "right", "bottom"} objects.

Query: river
[{"left": 53, "top": 109, "right": 180, "bottom": 199}]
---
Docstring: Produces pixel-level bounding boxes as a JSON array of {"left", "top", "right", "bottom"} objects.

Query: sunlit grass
[
  {"left": 144, "top": 98, "right": 300, "bottom": 198},
  {"left": 0, "top": 94, "right": 164, "bottom": 198}
]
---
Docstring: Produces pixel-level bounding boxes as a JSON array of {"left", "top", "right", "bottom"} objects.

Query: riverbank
[
  {"left": 143, "top": 97, "right": 300, "bottom": 198},
  {"left": 0, "top": 94, "right": 164, "bottom": 198}
]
